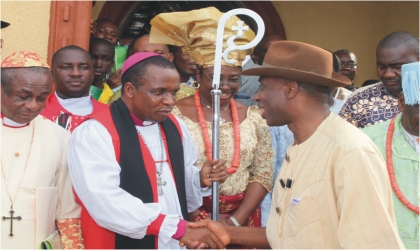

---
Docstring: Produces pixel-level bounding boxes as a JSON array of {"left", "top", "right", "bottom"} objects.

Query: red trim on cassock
[
  {"left": 146, "top": 214, "right": 167, "bottom": 235},
  {"left": 74, "top": 193, "right": 115, "bottom": 249},
  {"left": 74, "top": 108, "right": 182, "bottom": 249}
]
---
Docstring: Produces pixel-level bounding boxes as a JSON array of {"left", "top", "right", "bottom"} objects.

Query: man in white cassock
[
  {"left": 68, "top": 52, "right": 227, "bottom": 249},
  {"left": 1, "top": 51, "right": 83, "bottom": 249}
]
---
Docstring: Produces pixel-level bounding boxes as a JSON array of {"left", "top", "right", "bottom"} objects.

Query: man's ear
[
  {"left": 398, "top": 93, "right": 405, "bottom": 112},
  {"left": 123, "top": 82, "right": 136, "bottom": 98},
  {"left": 285, "top": 80, "right": 299, "bottom": 99}
]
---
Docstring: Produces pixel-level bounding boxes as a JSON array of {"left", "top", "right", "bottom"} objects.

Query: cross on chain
[
  {"left": 157, "top": 176, "right": 167, "bottom": 196},
  {"left": 2, "top": 209, "right": 21, "bottom": 237},
  {"left": 232, "top": 21, "right": 249, "bottom": 37}
]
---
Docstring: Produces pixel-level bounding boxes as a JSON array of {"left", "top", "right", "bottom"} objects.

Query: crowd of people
[{"left": 1, "top": 6, "right": 418, "bottom": 250}]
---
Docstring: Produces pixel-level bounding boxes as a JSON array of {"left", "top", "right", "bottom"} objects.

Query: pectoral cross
[
  {"left": 157, "top": 176, "right": 166, "bottom": 196},
  {"left": 2, "top": 208, "right": 21, "bottom": 237}
]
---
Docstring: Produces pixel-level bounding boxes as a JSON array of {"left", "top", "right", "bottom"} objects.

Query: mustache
[
  {"left": 383, "top": 78, "right": 400, "bottom": 82},
  {"left": 158, "top": 105, "right": 174, "bottom": 111},
  {"left": 67, "top": 78, "right": 84, "bottom": 82}
]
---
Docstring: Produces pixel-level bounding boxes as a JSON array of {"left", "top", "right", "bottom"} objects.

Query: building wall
[
  {"left": 274, "top": 1, "right": 419, "bottom": 87},
  {"left": 1, "top": 1, "right": 51, "bottom": 60}
]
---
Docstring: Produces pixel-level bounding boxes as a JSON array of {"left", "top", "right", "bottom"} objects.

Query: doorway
[{"left": 97, "top": 1, "right": 286, "bottom": 41}]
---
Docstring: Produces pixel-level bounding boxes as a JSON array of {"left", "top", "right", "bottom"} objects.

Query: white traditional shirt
[
  {"left": 68, "top": 116, "right": 210, "bottom": 249},
  {"left": 402, "top": 125, "right": 420, "bottom": 155}
]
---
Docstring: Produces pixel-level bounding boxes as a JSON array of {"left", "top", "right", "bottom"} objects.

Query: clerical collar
[
  {"left": 55, "top": 92, "right": 93, "bottom": 116},
  {"left": 129, "top": 113, "right": 155, "bottom": 127},
  {"left": 1, "top": 113, "right": 29, "bottom": 128},
  {"left": 55, "top": 92, "right": 92, "bottom": 109}
]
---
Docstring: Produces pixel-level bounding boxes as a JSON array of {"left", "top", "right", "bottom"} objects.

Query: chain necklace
[
  {"left": 1, "top": 119, "right": 35, "bottom": 237},
  {"left": 200, "top": 97, "right": 231, "bottom": 111},
  {"left": 136, "top": 126, "right": 166, "bottom": 195},
  {"left": 199, "top": 96, "right": 231, "bottom": 124}
]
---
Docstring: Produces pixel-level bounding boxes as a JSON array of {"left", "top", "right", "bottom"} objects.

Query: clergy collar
[
  {"left": 129, "top": 112, "right": 155, "bottom": 127},
  {"left": 1, "top": 113, "right": 29, "bottom": 128},
  {"left": 55, "top": 92, "right": 92, "bottom": 109}
]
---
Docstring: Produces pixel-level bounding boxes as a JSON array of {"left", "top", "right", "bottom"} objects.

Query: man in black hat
[{"left": 184, "top": 41, "right": 403, "bottom": 249}]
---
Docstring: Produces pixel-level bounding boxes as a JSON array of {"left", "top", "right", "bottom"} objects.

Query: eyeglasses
[
  {"left": 340, "top": 61, "right": 357, "bottom": 69},
  {"left": 202, "top": 73, "right": 241, "bottom": 87}
]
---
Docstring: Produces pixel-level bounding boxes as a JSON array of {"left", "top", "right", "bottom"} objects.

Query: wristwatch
[{"left": 229, "top": 216, "right": 241, "bottom": 227}]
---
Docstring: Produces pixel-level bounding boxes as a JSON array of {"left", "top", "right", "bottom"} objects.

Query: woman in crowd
[{"left": 150, "top": 7, "right": 274, "bottom": 242}]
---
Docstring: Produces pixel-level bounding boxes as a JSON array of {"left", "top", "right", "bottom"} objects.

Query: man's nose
[
  {"left": 103, "top": 32, "right": 112, "bottom": 40},
  {"left": 70, "top": 66, "right": 82, "bottom": 77},
  {"left": 253, "top": 89, "right": 260, "bottom": 103},
  {"left": 162, "top": 93, "right": 175, "bottom": 106},
  {"left": 384, "top": 67, "right": 397, "bottom": 78},
  {"left": 94, "top": 59, "right": 103, "bottom": 68},
  {"left": 26, "top": 98, "right": 41, "bottom": 111}
]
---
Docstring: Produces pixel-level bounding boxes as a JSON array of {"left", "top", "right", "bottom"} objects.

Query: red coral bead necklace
[
  {"left": 194, "top": 90, "right": 240, "bottom": 174},
  {"left": 386, "top": 116, "right": 419, "bottom": 214}
]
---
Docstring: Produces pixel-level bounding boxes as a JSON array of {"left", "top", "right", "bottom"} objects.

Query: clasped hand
[{"left": 179, "top": 220, "right": 230, "bottom": 249}]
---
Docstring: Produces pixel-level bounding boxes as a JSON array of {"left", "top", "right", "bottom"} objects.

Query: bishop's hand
[
  {"left": 179, "top": 224, "right": 226, "bottom": 249},
  {"left": 200, "top": 159, "right": 228, "bottom": 187},
  {"left": 180, "top": 220, "right": 230, "bottom": 249}
]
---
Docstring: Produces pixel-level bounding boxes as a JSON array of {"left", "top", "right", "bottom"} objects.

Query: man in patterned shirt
[{"left": 339, "top": 31, "right": 419, "bottom": 128}]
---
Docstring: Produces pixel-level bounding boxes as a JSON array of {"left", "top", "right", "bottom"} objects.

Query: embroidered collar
[{"left": 1, "top": 113, "right": 29, "bottom": 128}]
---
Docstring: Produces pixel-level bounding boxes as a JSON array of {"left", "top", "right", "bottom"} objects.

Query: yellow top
[
  {"left": 98, "top": 82, "right": 114, "bottom": 104},
  {"left": 150, "top": 7, "right": 255, "bottom": 68}
]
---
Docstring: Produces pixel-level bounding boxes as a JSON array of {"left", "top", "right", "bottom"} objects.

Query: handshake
[{"left": 178, "top": 220, "right": 230, "bottom": 249}]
